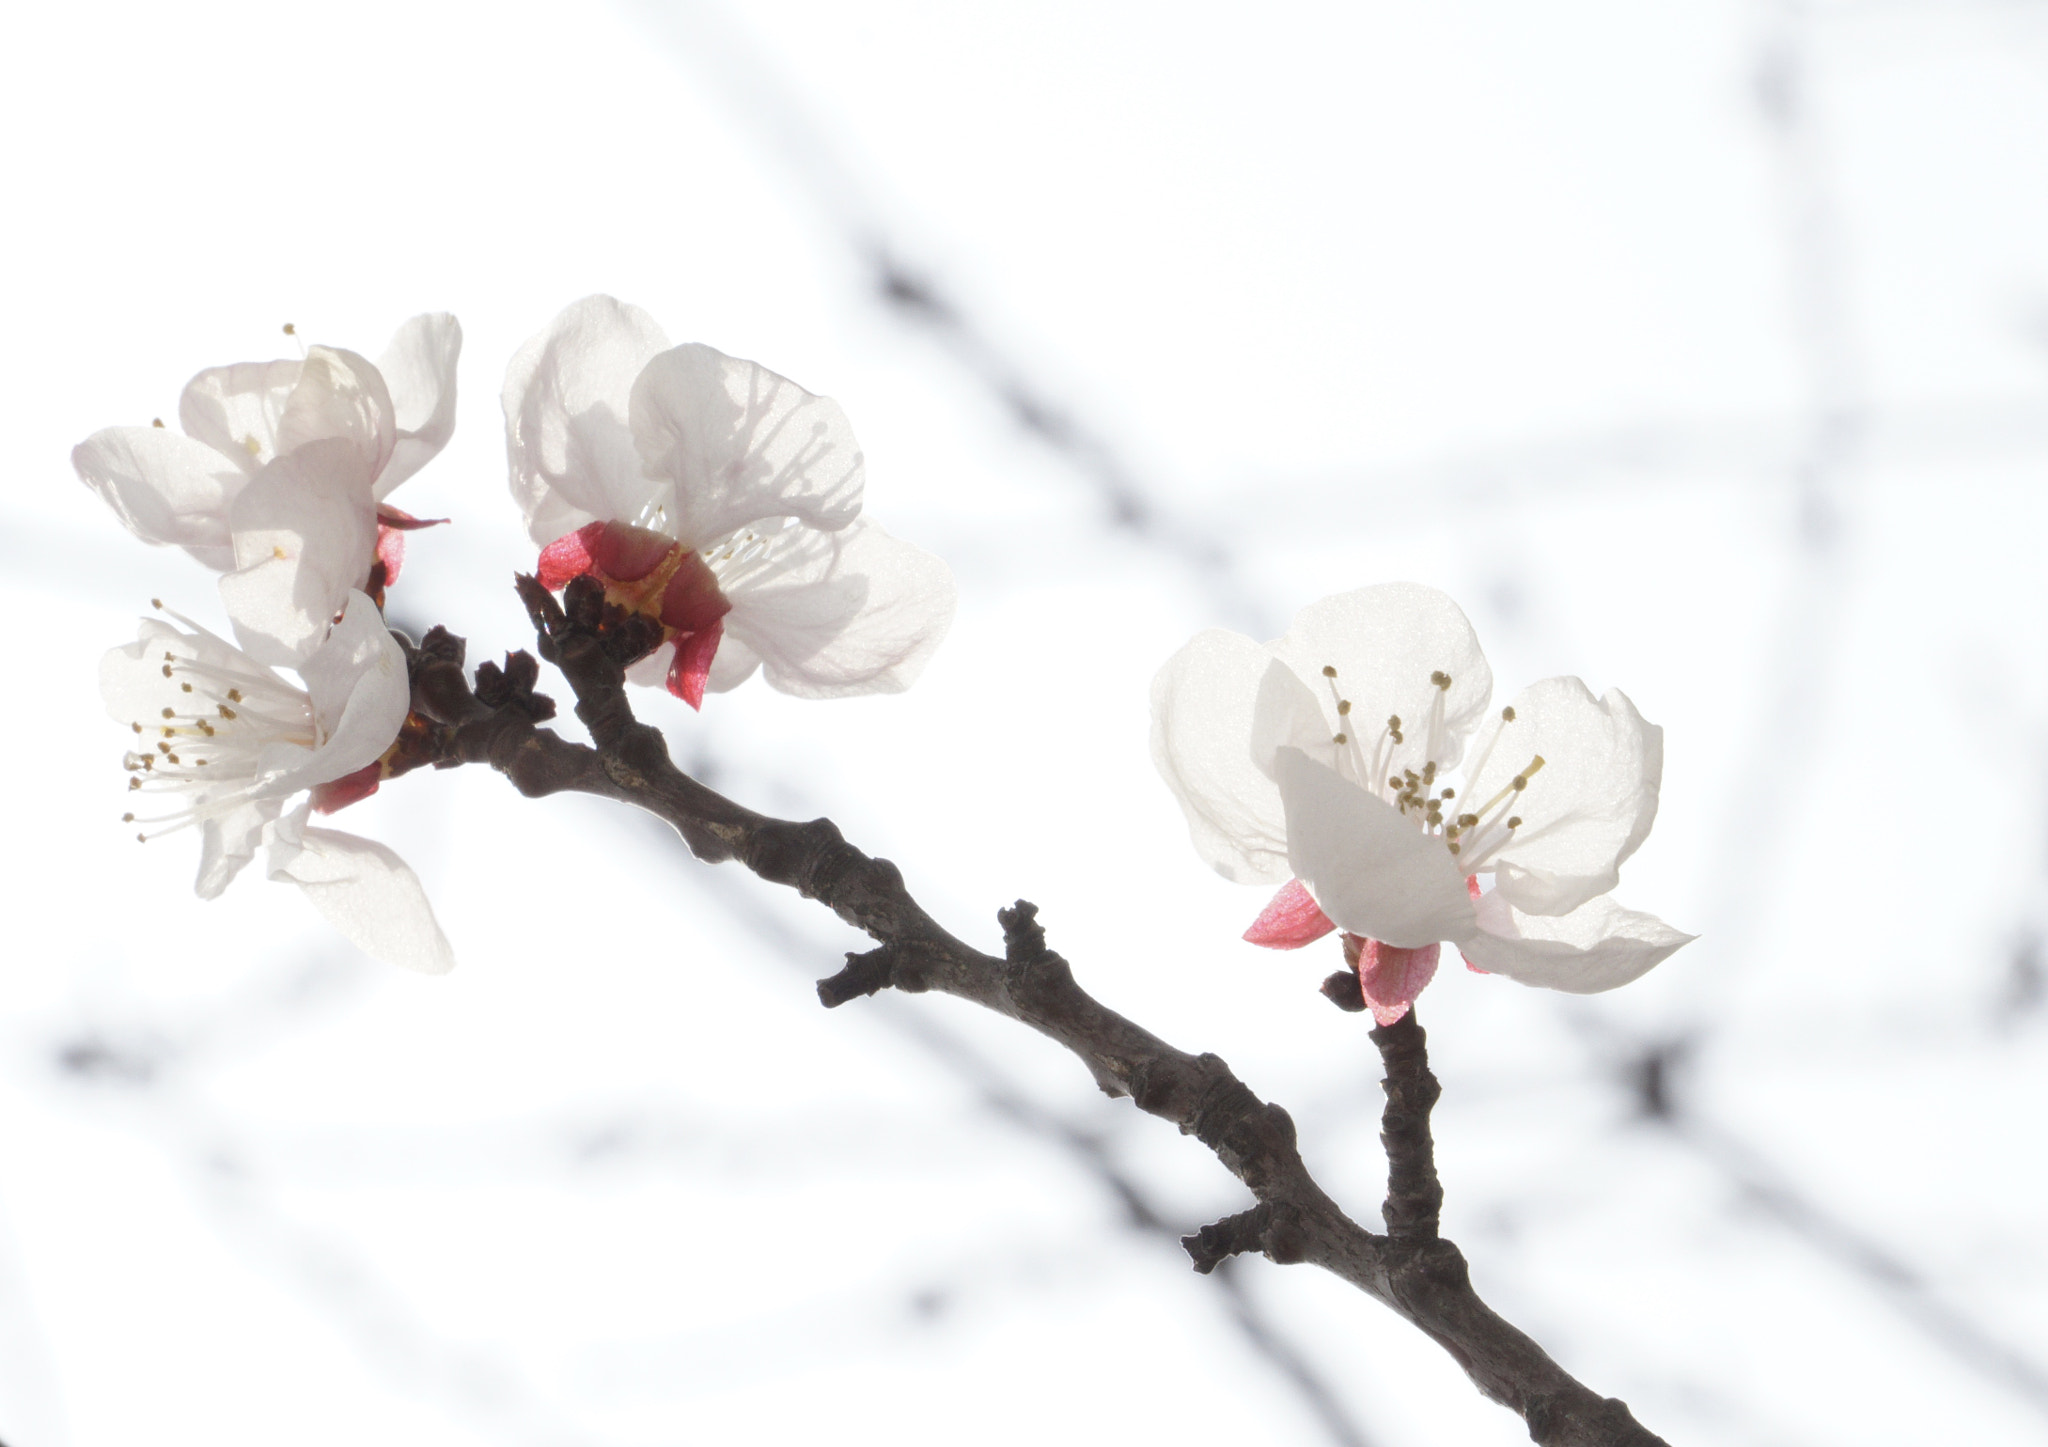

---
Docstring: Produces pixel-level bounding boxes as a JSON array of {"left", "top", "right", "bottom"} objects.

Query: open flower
[
  {"left": 72, "top": 313, "right": 462, "bottom": 600},
  {"left": 1152, "top": 583, "right": 1690, "bottom": 1023},
  {"left": 103, "top": 590, "right": 453, "bottom": 974},
  {"left": 503, "top": 295, "right": 954, "bottom": 707}
]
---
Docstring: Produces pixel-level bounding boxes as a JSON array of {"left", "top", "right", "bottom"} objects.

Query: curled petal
[
  {"left": 503, "top": 295, "right": 670, "bottom": 547},
  {"left": 628, "top": 343, "right": 864, "bottom": 546},
  {"left": 1275, "top": 747, "right": 1476, "bottom": 948},
  {"left": 218, "top": 439, "right": 379, "bottom": 667},
  {"left": 275, "top": 347, "right": 396, "bottom": 482},
  {"left": 1266, "top": 583, "right": 1493, "bottom": 777},
  {"left": 1150, "top": 629, "right": 1290, "bottom": 885},
  {"left": 179, "top": 358, "right": 304, "bottom": 475},
  {"left": 1243, "top": 878, "right": 1337, "bottom": 949},
  {"left": 374, "top": 312, "right": 462, "bottom": 497},
  {"left": 1466, "top": 678, "right": 1663, "bottom": 917},
  {"left": 721, "top": 518, "right": 954, "bottom": 699},
  {"left": 1457, "top": 890, "right": 1693, "bottom": 993},
  {"left": 267, "top": 805, "right": 454, "bottom": 974},
  {"left": 73, "top": 427, "right": 241, "bottom": 570},
  {"left": 275, "top": 590, "right": 410, "bottom": 794},
  {"left": 195, "top": 796, "right": 283, "bottom": 900}
]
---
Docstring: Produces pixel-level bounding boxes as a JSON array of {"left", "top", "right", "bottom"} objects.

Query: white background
[{"left": 4, "top": 1, "right": 2048, "bottom": 1443}]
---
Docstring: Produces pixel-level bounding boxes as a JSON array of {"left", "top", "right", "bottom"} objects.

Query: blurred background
[{"left": 5, "top": 0, "right": 2048, "bottom": 1442}]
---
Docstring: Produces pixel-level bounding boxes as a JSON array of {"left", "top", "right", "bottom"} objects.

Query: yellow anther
[
  {"left": 160, "top": 727, "right": 174, "bottom": 738},
  {"left": 1322, "top": 665, "right": 1337, "bottom": 677},
  {"left": 1333, "top": 732, "right": 1348, "bottom": 745},
  {"left": 131, "top": 722, "right": 142, "bottom": 734},
  {"left": 160, "top": 707, "right": 174, "bottom": 719},
  {"left": 136, "top": 833, "right": 146, "bottom": 843},
  {"left": 1336, "top": 699, "right": 1352, "bottom": 715},
  {"left": 122, "top": 812, "right": 135, "bottom": 823},
  {"left": 151, "top": 598, "right": 163, "bottom": 609},
  {"left": 1507, "top": 816, "right": 1522, "bottom": 829},
  {"left": 228, "top": 689, "right": 243, "bottom": 703},
  {"left": 128, "top": 778, "right": 142, "bottom": 791},
  {"left": 1448, "top": 842, "right": 1462, "bottom": 854},
  {"left": 282, "top": 322, "right": 297, "bottom": 335},
  {"left": 165, "top": 754, "right": 179, "bottom": 764},
  {"left": 218, "top": 706, "right": 237, "bottom": 719},
  {"left": 1502, "top": 706, "right": 1516, "bottom": 722},
  {"left": 180, "top": 682, "right": 193, "bottom": 693},
  {"left": 242, "top": 436, "right": 261, "bottom": 456},
  {"left": 157, "top": 742, "right": 171, "bottom": 755},
  {"left": 161, "top": 664, "right": 173, "bottom": 678},
  {"left": 1458, "top": 813, "right": 1478, "bottom": 827},
  {"left": 1440, "top": 787, "right": 1455, "bottom": 799},
  {"left": 1431, "top": 670, "right": 1451, "bottom": 689},
  {"left": 151, "top": 418, "right": 165, "bottom": 428}
]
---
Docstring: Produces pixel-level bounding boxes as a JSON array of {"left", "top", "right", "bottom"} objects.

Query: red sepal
[
  {"left": 309, "top": 761, "right": 383, "bottom": 815},
  {"left": 537, "top": 523, "right": 605, "bottom": 590},
  {"left": 666, "top": 618, "right": 726, "bottom": 710}
]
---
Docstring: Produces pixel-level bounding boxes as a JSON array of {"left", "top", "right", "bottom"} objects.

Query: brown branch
[{"left": 395, "top": 577, "right": 1671, "bottom": 1447}]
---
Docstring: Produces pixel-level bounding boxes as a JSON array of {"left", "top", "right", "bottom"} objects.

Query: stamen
[
  {"left": 1321, "top": 665, "right": 1336, "bottom": 677},
  {"left": 1336, "top": 699, "right": 1351, "bottom": 715},
  {"left": 1333, "top": 732, "right": 1348, "bottom": 745},
  {"left": 1431, "top": 670, "right": 1452, "bottom": 689},
  {"left": 1502, "top": 706, "right": 1516, "bottom": 722}
]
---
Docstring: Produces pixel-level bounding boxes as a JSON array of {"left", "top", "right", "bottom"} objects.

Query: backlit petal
[
  {"left": 1275, "top": 747, "right": 1477, "bottom": 948},
  {"left": 374, "top": 312, "right": 462, "bottom": 497},
  {"left": 1457, "top": 889, "right": 1693, "bottom": 993},
  {"left": 73, "top": 427, "right": 241, "bottom": 569},
  {"left": 267, "top": 805, "right": 454, "bottom": 974},
  {"left": 218, "top": 439, "right": 379, "bottom": 667},
  {"left": 179, "top": 358, "right": 303, "bottom": 475},
  {"left": 1150, "top": 628, "right": 1290, "bottom": 884},
  {"left": 503, "top": 295, "right": 670, "bottom": 546},
  {"left": 1466, "top": 677, "right": 1662, "bottom": 917},
  {"left": 628, "top": 343, "right": 864, "bottom": 546}
]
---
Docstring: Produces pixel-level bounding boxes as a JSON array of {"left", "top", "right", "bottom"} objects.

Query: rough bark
[{"left": 390, "top": 576, "right": 1669, "bottom": 1447}]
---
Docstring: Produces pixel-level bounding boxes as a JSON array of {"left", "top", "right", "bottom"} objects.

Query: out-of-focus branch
[{"left": 391, "top": 579, "right": 1669, "bottom": 1447}]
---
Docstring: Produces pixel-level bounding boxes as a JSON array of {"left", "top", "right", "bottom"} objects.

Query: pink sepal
[
  {"left": 537, "top": 523, "right": 603, "bottom": 590},
  {"left": 666, "top": 618, "right": 726, "bottom": 710},
  {"left": 587, "top": 521, "right": 676, "bottom": 582},
  {"left": 1356, "top": 937, "right": 1441, "bottom": 1026},
  {"left": 1243, "top": 878, "right": 1338, "bottom": 949},
  {"left": 309, "top": 761, "right": 383, "bottom": 815}
]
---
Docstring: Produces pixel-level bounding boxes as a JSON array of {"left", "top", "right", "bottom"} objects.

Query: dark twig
[
  {"left": 402, "top": 580, "right": 1670, "bottom": 1447},
  {"left": 1371, "top": 1013, "right": 1445, "bottom": 1242}
]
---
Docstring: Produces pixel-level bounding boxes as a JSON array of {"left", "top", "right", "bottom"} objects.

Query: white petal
[
  {"left": 1267, "top": 583, "right": 1493, "bottom": 776},
  {"left": 1249, "top": 657, "right": 1334, "bottom": 779},
  {"left": 195, "top": 796, "right": 282, "bottom": 899},
  {"left": 267, "top": 805, "right": 454, "bottom": 974},
  {"left": 275, "top": 347, "right": 396, "bottom": 481},
  {"left": 179, "top": 358, "right": 304, "bottom": 475},
  {"left": 503, "top": 295, "right": 670, "bottom": 547},
  {"left": 1150, "top": 629, "right": 1291, "bottom": 884},
  {"left": 262, "top": 591, "right": 409, "bottom": 794},
  {"left": 721, "top": 519, "right": 955, "bottom": 698},
  {"left": 702, "top": 632, "right": 762, "bottom": 694},
  {"left": 1275, "top": 747, "right": 1476, "bottom": 948},
  {"left": 629, "top": 343, "right": 864, "bottom": 547},
  {"left": 1459, "top": 890, "right": 1692, "bottom": 993},
  {"left": 218, "top": 439, "right": 379, "bottom": 667},
  {"left": 73, "top": 427, "right": 241, "bottom": 569},
  {"left": 374, "top": 313, "right": 462, "bottom": 497},
  {"left": 1467, "top": 678, "right": 1662, "bottom": 917}
]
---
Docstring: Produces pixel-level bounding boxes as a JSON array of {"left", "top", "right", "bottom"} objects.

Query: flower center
[
  {"left": 1317, "top": 665, "right": 1543, "bottom": 876},
  {"left": 118, "top": 602, "right": 317, "bottom": 843}
]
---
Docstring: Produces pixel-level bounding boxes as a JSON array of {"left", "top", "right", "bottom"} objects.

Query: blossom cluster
[
  {"left": 83, "top": 299, "right": 956, "bottom": 970},
  {"left": 83, "top": 298, "right": 1683, "bottom": 1023}
]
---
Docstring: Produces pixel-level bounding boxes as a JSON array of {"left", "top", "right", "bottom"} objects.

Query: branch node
[
  {"left": 817, "top": 947, "right": 898, "bottom": 1008},
  {"left": 1319, "top": 968, "right": 1367, "bottom": 1012},
  {"left": 997, "top": 899, "right": 1046, "bottom": 961}
]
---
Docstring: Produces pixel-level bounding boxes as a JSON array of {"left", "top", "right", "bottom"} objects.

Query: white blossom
[
  {"left": 1152, "top": 583, "right": 1690, "bottom": 1018},
  {"left": 102, "top": 591, "right": 452, "bottom": 975},
  {"left": 72, "top": 314, "right": 462, "bottom": 636},
  {"left": 502, "top": 295, "right": 954, "bottom": 706}
]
